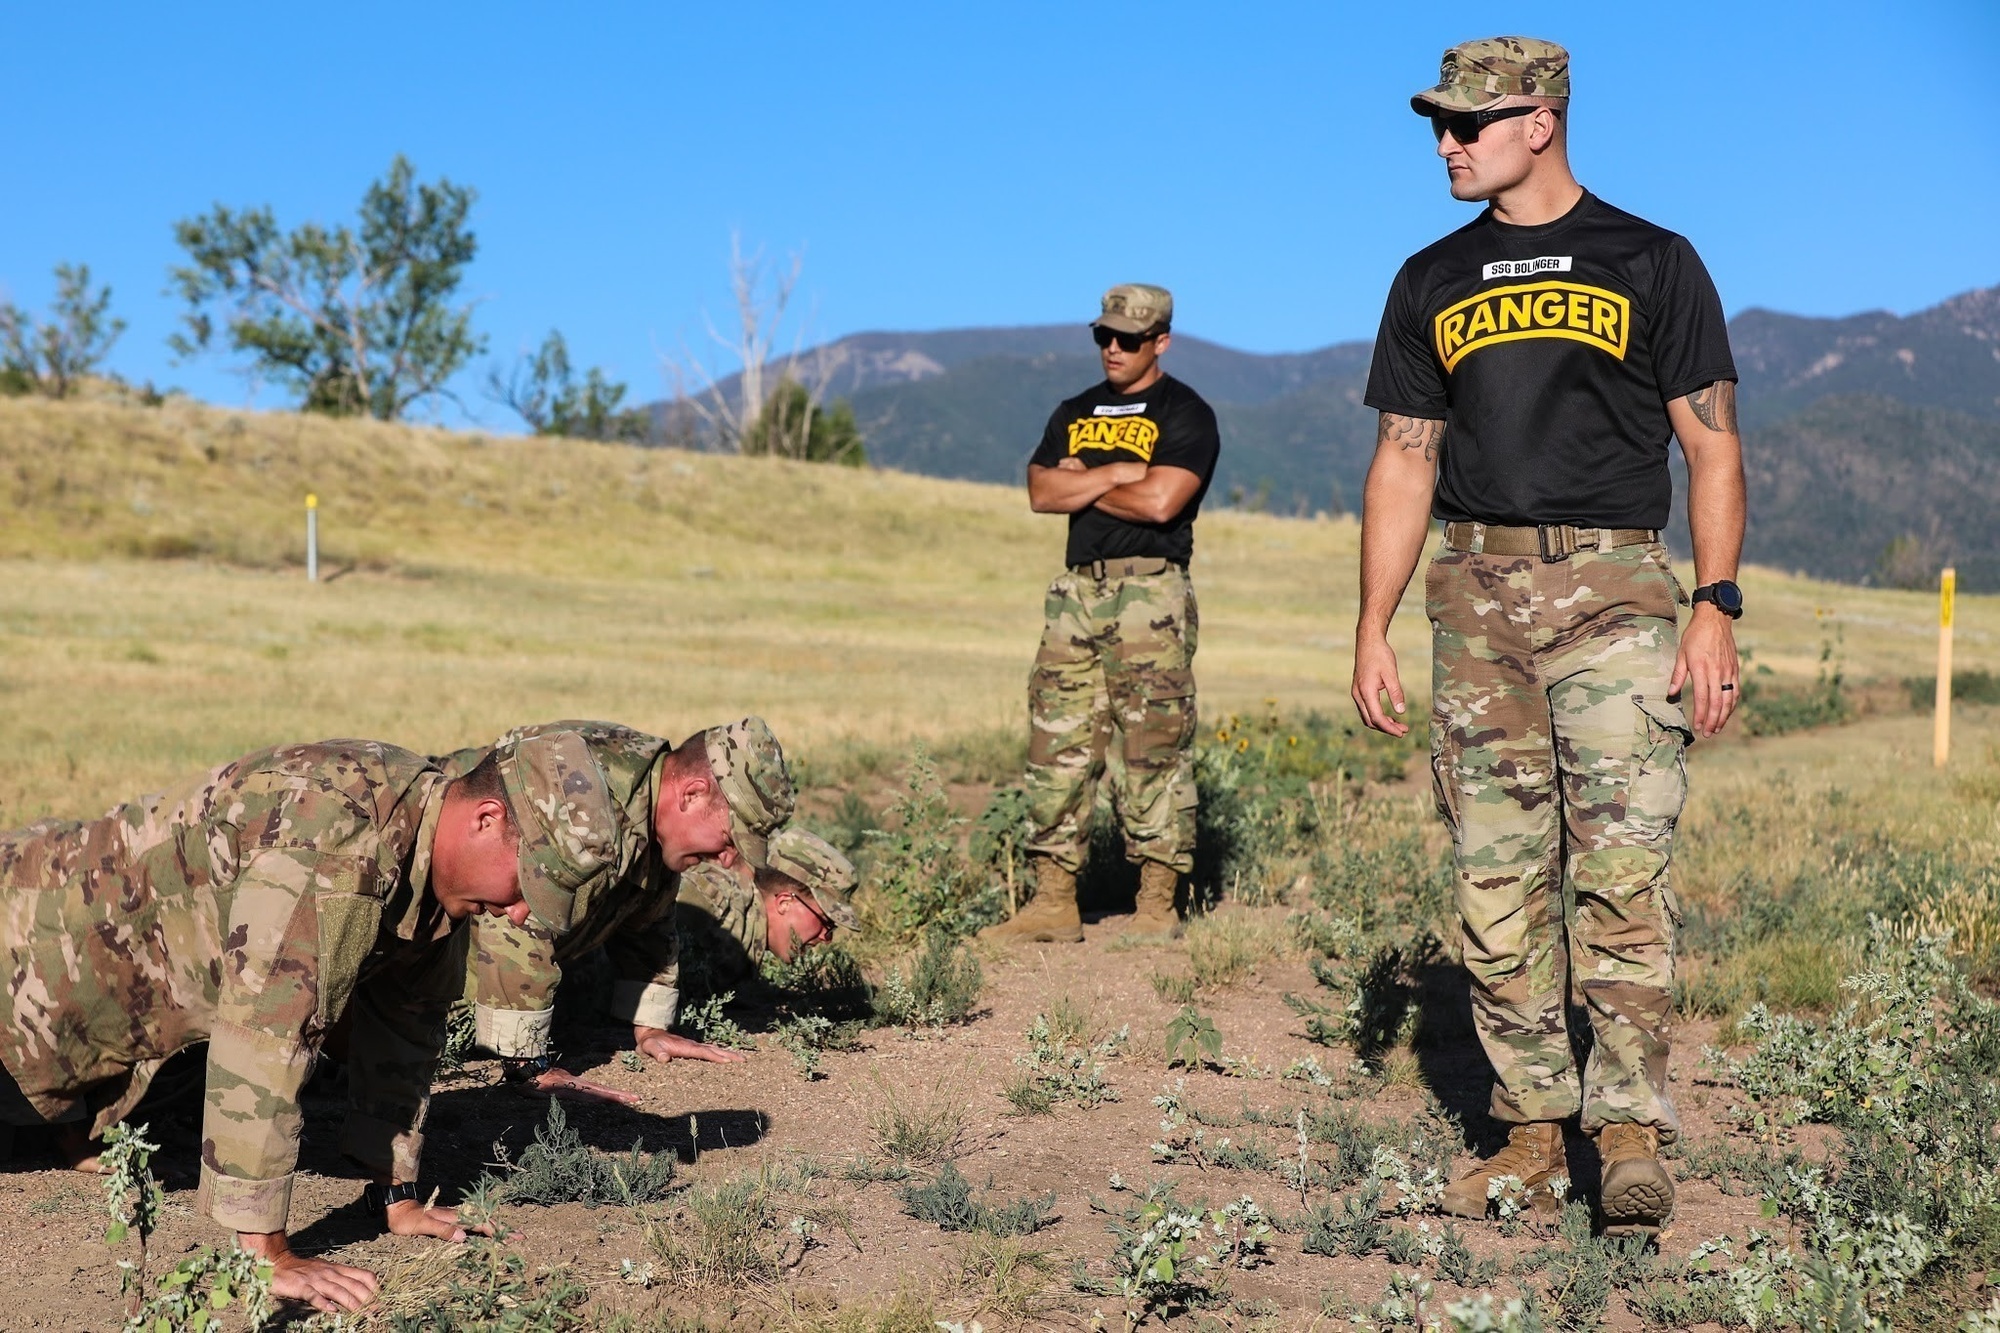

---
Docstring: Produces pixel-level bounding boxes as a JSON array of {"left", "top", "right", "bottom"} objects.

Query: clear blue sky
[{"left": 3, "top": 0, "right": 1995, "bottom": 424}]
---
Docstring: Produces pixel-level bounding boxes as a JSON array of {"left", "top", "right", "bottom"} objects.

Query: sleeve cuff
[
  {"left": 474, "top": 1003, "right": 554, "bottom": 1058},
  {"left": 197, "top": 1164, "right": 294, "bottom": 1235},
  {"left": 339, "top": 1112, "right": 426, "bottom": 1182},
  {"left": 609, "top": 980, "right": 679, "bottom": 1030}
]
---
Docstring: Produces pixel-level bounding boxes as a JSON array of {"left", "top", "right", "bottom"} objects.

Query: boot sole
[{"left": 1600, "top": 1169, "right": 1674, "bottom": 1233}]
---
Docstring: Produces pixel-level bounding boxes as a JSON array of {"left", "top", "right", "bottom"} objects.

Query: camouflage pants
[
  {"left": 1427, "top": 542, "right": 1690, "bottom": 1140},
  {"left": 1025, "top": 566, "right": 1199, "bottom": 874}
]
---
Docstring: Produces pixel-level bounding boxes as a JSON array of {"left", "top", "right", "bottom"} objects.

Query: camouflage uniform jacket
[
  {"left": 0, "top": 742, "right": 466, "bottom": 1234},
  {"left": 446, "top": 723, "right": 683, "bottom": 1057}
]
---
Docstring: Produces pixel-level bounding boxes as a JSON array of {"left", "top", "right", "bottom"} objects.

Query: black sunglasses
[
  {"left": 1429, "top": 103, "right": 1545, "bottom": 145},
  {"left": 1092, "top": 325, "right": 1161, "bottom": 353}
]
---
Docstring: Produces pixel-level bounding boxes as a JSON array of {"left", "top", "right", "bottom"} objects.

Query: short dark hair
[
  {"left": 448, "top": 750, "right": 518, "bottom": 837},
  {"left": 662, "top": 733, "right": 714, "bottom": 780}
]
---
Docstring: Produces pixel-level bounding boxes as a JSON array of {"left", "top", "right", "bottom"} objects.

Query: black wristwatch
[
  {"left": 500, "top": 1051, "right": 560, "bottom": 1084},
  {"left": 364, "top": 1180, "right": 425, "bottom": 1223},
  {"left": 1691, "top": 580, "right": 1744, "bottom": 619}
]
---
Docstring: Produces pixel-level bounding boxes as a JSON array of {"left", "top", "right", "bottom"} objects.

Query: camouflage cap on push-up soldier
[
  {"left": 1410, "top": 36, "right": 1569, "bottom": 114},
  {"left": 702, "top": 716, "right": 797, "bottom": 870},
  {"left": 765, "top": 826, "right": 859, "bottom": 930},
  {"left": 496, "top": 730, "right": 620, "bottom": 933}
]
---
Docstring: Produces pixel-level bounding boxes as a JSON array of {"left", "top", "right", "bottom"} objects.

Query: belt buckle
[{"left": 1536, "top": 525, "right": 1570, "bottom": 564}]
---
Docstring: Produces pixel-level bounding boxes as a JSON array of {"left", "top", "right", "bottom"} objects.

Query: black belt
[{"left": 1069, "top": 557, "right": 1185, "bottom": 579}]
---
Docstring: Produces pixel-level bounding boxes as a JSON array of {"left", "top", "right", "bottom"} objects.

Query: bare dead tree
[{"left": 663, "top": 232, "right": 842, "bottom": 457}]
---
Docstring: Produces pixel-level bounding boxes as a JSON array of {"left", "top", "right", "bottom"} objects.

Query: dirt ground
[{"left": 0, "top": 899, "right": 1780, "bottom": 1332}]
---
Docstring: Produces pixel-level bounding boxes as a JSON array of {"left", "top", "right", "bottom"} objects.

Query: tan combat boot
[
  {"left": 1597, "top": 1123, "right": 1674, "bottom": 1235},
  {"left": 1126, "top": 861, "right": 1183, "bottom": 940},
  {"left": 1438, "top": 1121, "right": 1568, "bottom": 1219},
  {"left": 978, "top": 858, "right": 1084, "bottom": 944}
]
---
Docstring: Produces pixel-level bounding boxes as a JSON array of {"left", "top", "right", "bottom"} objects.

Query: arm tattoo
[
  {"left": 1379, "top": 412, "right": 1446, "bottom": 462},
  {"left": 1685, "top": 380, "right": 1738, "bottom": 434}
]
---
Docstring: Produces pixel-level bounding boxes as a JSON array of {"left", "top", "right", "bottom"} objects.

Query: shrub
[
  {"left": 1738, "top": 637, "right": 1850, "bottom": 737},
  {"left": 872, "top": 930, "right": 983, "bottom": 1028},
  {"left": 897, "top": 1160, "right": 1057, "bottom": 1238},
  {"left": 1904, "top": 669, "right": 2000, "bottom": 710},
  {"left": 488, "top": 1100, "right": 675, "bottom": 1208},
  {"left": 862, "top": 748, "right": 1001, "bottom": 940}
]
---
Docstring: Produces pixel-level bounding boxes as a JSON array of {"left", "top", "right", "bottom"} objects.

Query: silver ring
[{"left": 1720, "top": 683, "right": 1736, "bottom": 692}]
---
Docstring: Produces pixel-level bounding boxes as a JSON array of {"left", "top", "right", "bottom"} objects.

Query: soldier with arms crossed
[
  {"left": 983, "top": 284, "right": 1219, "bottom": 945},
  {"left": 1352, "top": 37, "right": 1745, "bottom": 1235},
  {"left": 0, "top": 732, "right": 617, "bottom": 1311}
]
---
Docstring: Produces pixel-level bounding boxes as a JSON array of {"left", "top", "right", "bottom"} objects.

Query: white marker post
[
  {"left": 1934, "top": 566, "right": 1955, "bottom": 768},
  {"left": 306, "top": 493, "right": 319, "bottom": 583}
]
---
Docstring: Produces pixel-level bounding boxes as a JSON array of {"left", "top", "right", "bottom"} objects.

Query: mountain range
[{"left": 665, "top": 283, "right": 2000, "bottom": 589}]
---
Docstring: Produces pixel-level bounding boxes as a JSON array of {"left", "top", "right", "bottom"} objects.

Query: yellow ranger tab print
[
  {"left": 1066, "top": 414, "right": 1160, "bottom": 461},
  {"left": 1433, "top": 280, "right": 1631, "bottom": 372}
]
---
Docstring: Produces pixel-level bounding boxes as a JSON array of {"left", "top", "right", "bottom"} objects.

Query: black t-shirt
[
  {"left": 1364, "top": 191, "right": 1736, "bottom": 529},
  {"left": 1029, "top": 373, "right": 1221, "bottom": 566}
]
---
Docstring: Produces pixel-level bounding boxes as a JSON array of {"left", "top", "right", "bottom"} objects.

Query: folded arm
[
  {"left": 1092, "top": 465, "right": 1204, "bottom": 525},
  {"left": 1026, "top": 460, "right": 1148, "bottom": 513}
]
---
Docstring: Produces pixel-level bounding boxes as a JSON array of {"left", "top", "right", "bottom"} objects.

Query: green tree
[
  {"left": 0, "top": 262, "right": 126, "bottom": 398},
  {"left": 169, "top": 154, "right": 484, "bottom": 419},
  {"left": 742, "top": 377, "right": 866, "bottom": 466},
  {"left": 488, "top": 330, "right": 650, "bottom": 441}
]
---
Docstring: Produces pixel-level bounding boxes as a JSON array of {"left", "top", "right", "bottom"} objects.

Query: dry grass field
[
  {"left": 2, "top": 395, "right": 1998, "bottom": 1332},
  {"left": 2, "top": 395, "right": 1990, "bottom": 822}
]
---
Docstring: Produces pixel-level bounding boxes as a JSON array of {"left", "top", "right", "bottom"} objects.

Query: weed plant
[
  {"left": 1006, "top": 1010, "right": 1126, "bottom": 1114},
  {"left": 650, "top": 1162, "right": 838, "bottom": 1289},
  {"left": 383, "top": 1243, "right": 588, "bottom": 1332},
  {"left": 868, "top": 1070, "right": 967, "bottom": 1168},
  {"left": 680, "top": 991, "right": 756, "bottom": 1050}
]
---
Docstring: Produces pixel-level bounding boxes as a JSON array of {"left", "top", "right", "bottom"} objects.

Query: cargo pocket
[
  {"left": 1132, "top": 669, "right": 1197, "bottom": 760},
  {"left": 1629, "top": 695, "right": 1693, "bottom": 828}
]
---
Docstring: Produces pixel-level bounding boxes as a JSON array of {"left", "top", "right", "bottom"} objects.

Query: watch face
[{"left": 1715, "top": 581, "right": 1744, "bottom": 614}]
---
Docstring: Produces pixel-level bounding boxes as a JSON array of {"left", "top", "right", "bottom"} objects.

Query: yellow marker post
[
  {"left": 1935, "top": 566, "right": 1955, "bottom": 768},
  {"left": 306, "top": 493, "right": 319, "bottom": 583}
]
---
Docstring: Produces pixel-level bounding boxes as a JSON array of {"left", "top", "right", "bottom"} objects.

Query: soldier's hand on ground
[
  {"left": 1669, "top": 605, "right": 1741, "bottom": 737},
  {"left": 385, "top": 1197, "right": 500, "bottom": 1243},
  {"left": 634, "top": 1025, "right": 749, "bottom": 1064},
  {"left": 240, "top": 1234, "right": 379, "bottom": 1314},
  {"left": 1352, "top": 636, "right": 1412, "bottom": 737},
  {"left": 519, "top": 1067, "right": 642, "bottom": 1106}
]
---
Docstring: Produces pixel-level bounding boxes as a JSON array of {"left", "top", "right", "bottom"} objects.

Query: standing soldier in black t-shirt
[
  {"left": 980, "top": 284, "right": 1221, "bottom": 945},
  {"left": 1353, "top": 38, "right": 1745, "bottom": 1236}
]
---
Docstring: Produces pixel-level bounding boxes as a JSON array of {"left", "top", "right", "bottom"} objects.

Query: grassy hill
[{"left": 1, "top": 395, "right": 1991, "bottom": 825}]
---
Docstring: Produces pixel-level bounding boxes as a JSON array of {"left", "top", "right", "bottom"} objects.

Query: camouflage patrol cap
[
  {"left": 1412, "top": 37, "right": 1569, "bottom": 114},
  {"left": 700, "top": 716, "right": 797, "bottom": 871},
  {"left": 495, "top": 730, "right": 619, "bottom": 933},
  {"left": 764, "top": 827, "right": 858, "bottom": 931},
  {"left": 1093, "top": 283, "right": 1173, "bottom": 336}
]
